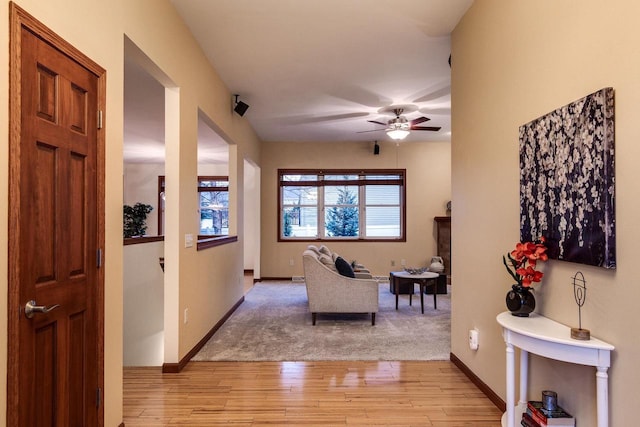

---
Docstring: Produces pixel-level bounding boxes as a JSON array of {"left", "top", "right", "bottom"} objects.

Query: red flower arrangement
[{"left": 503, "top": 237, "right": 548, "bottom": 287}]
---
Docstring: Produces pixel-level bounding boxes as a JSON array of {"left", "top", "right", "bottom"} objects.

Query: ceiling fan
[{"left": 359, "top": 107, "right": 441, "bottom": 140}]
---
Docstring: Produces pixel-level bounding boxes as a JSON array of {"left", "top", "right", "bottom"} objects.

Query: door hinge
[
  {"left": 96, "top": 387, "right": 102, "bottom": 407},
  {"left": 96, "top": 248, "right": 102, "bottom": 268},
  {"left": 97, "top": 110, "right": 103, "bottom": 129}
]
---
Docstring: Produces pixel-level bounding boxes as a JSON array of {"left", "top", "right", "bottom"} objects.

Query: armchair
[{"left": 302, "top": 249, "right": 379, "bottom": 325}]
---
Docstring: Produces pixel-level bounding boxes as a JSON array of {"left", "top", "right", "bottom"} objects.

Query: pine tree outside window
[{"left": 324, "top": 178, "right": 359, "bottom": 237}]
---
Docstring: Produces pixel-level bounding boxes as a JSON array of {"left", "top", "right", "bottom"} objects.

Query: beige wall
[
  {"left": 260, "top": 140, "right": 451, "bottom": 278},
  {"left": 0, "top": 1, "right": 261, "bottom": 425},
  {"left": 452, "top": 1, "right": 640, "bottom": 424}
]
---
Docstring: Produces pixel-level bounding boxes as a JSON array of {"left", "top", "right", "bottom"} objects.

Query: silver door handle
[{"left": 24, "top": 300, "right": 60, "bottom": 319}]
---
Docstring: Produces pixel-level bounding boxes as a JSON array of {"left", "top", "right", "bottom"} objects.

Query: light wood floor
[{"left": 123, "top": 360, "right": 502, "bottom": 426}]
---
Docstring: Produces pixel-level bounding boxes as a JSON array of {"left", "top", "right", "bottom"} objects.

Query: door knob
[{"left": 24, "top": 300, "right": 60, "bottom": 319}]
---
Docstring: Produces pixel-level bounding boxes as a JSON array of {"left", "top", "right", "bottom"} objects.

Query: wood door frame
[{"left": 7, "top": 3, "right": 106, "bottom": 425}]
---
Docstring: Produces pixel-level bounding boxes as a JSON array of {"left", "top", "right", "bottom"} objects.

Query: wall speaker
[
  {"left": 234, "top": 100, "right": 249, "bottom": 117},
  {"left": 233, "top": 94, "right": 250, "bottom": 117},
  {"left": 374, "top": 141, "right": 380, "bottom": 155}
]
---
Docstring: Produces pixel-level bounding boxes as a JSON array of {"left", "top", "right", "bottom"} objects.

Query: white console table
[{"left": 496, "top": 312, "right": 614, "bottom": 427}]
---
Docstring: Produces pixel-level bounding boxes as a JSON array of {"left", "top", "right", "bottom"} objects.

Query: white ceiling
[
  {"left": 124, "top": 0, "right": 473, "bottom": 163},
  {"left": 124, "top": 57, "right": 230, "bottom": 164}
]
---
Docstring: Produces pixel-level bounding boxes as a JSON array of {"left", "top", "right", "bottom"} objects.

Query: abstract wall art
[{"left": 519, "top": 87, "right": 615, "bottom": 269}]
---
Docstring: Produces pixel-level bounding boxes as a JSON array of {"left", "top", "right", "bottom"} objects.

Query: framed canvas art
[{"left": 519, "top": 87, "right": 615, "bottom": 269}]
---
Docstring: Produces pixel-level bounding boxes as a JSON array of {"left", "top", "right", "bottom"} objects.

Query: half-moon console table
[{"left": 496, "top": 312, "right": 614, "bottom": 427}]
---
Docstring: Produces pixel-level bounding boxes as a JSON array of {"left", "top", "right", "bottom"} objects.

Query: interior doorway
[
  {"left": 122, "top": 38, "right": 168, "bottom": 366},
  {"left": 244, "top": 160, "right": 261, "bottom": 284}
]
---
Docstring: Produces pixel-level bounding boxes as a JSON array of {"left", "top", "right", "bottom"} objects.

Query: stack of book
[{"left": 521, "top": 401, "right": 575, "bottom": 427}]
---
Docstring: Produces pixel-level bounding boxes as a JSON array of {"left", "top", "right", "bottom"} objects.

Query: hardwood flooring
[{"left": 123, "top": 361, "right": 502, "bottom": 426}]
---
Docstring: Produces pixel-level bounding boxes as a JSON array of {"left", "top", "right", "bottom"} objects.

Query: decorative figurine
[{"left": 570, "top": 271, "right": 590, "bottom": 340}]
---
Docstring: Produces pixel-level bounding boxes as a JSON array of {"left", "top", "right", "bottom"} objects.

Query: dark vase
[{"left": 506, "top": 285, "right": 535, "bottom": 317}]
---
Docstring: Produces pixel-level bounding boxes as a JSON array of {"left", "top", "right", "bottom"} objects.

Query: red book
[
  {"left": 522, "top": 412, "right": 542, "bottom": 427},
  {"left": 527, "top": 401, "right": 575, "bottom": 426},
  {"left": 526, "top": 408, "right": 548, "bottom": 427}
]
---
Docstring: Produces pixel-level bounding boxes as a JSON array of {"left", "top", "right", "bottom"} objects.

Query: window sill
[
  {"left": 197, "top": 235, "right": 238, "bottom": 250},
  {"left": 124, "top": 235, "right": 164, "bottom": 246},
  {"left": 122, "top": 235, "right": 238, "bottom": 249},
  {"left": 278, "top": 237, "right": 406, "bottom": 243}
]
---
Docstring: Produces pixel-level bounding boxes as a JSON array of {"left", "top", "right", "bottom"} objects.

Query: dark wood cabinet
[{"left": 434, "top": 216, "right": 451, "bottom": 282}]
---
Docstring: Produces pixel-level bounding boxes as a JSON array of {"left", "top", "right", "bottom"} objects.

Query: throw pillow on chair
[{"left": 334, "top": 256, "right": 355, "bottom": 278}]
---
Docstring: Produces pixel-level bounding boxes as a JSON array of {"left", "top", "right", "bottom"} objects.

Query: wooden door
[{"left": 8, "top": 5, "right": 105, "bottom": 426}]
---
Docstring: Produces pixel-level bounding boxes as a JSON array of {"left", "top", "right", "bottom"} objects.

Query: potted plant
[
  {"left": 123, "top": 202, "right": 153, "bottom": 238},
  {"left": 503, "top": 237, "right": 548, "bottom": 316}
]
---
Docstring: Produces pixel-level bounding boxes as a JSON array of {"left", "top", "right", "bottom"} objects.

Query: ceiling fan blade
[
  {"left": 410, "top": 116, "right": 431, "bottom": 126},
  {"left": 282, "top": 112, "right": 369, "bottom": 125},
  {"left": 356, "top": 129, "right": 384, "bottom": 134},
  {"left": 419, "top": 107, "right": 450, "bottom": 116},
  {"left": 411, "top": 85, "right": 451, "bottom": 103},
  {"left": 367, "top": 120, "right": 387, "bottom": 126},
  {"left": 412, "top": 126, "right": 441, "bottom": 131},
  {"left": 326, "top": 85, "right": 392, "bottom": 108}
]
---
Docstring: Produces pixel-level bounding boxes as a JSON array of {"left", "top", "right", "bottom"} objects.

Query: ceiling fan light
[{"left": 387, "top": 129, "right": 410, "bottom": 140}]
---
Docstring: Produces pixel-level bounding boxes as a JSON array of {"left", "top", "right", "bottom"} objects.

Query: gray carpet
[{"left": 193, "top": 281, "right": 451, "bottom": 361}]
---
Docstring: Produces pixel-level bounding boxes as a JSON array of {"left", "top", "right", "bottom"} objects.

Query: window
[
  {"left": 198, "top": 177, "right": 229, "bottom": 236},
  {"left": 278, "top": 169, "right": 405, "bottom": 241},
  {"left": 158, "top": 176, "right": 229, "bottom": 236}
]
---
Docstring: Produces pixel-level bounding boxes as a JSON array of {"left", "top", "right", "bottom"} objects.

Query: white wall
[
  {"left": 243, "top": 160, "right": 260, "bottom": 274},
  {"left": 452, "top": 1, "right": 640, "bottom": 424},
  {"left": 124, "top": 163, "right": 164, "bottom": 236},
  {"left": 123, "top": 241, "right": 165, "bottom": 366},
  {"left": 198, "top": 163, "right": 229, "bottom": 176},
  {"left": 123, "top": 163, "right": 165, "bottom": 366}
]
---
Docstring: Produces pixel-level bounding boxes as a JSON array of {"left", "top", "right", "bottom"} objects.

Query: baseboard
[
  {"left": 162, "top": 296, "right": 245, "bottom": 373},
  {"left": 450, "top": 352, "right": 505, "bottom": 412},
  {"left": 259, "top": 276, "right": 296, "bottom": 281},
  {"left": 244, "top": 269, "right": 262, "bottom": 283},
  {"left": 261, "top": 276, "right": 398, "bottom": 283}
]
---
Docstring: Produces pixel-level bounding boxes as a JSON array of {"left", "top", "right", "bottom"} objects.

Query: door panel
[
  {"left": 34, "top": 322, "right": 56, "bottom": 424},
  {"left": 36, "top": 64, "right": 58, "bottom": 122},
  {"left": 8, "top": 6, "right": 105, "bottom": 425},
  {"left": 69, "top": 311, "right": 87, "bottom": 425},
  {"left": 69, "top": 152, "right": 87, "bottom": 277},
  {"left": 33, "top": 141, "right": 58, "bottom": 284}
]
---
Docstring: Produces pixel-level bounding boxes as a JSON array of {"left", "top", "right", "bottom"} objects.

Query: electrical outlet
[
  {"left": 391, "top": 260, "right": 396, "bottom": 267},
  {"left": 184, "top": 234, "right": 194, "bottom": 248},
  {"left": 401, "top": 259, "right": 406, "bottom": 266},
  {"left": 469, "top": 329, "right": 479, "bottom": 350},
  {"left": 289, "top": 258, "right": 295, "bottom": 266},
  {"left": 184, "top": 308, "right": 189, "bottom": 324}
]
